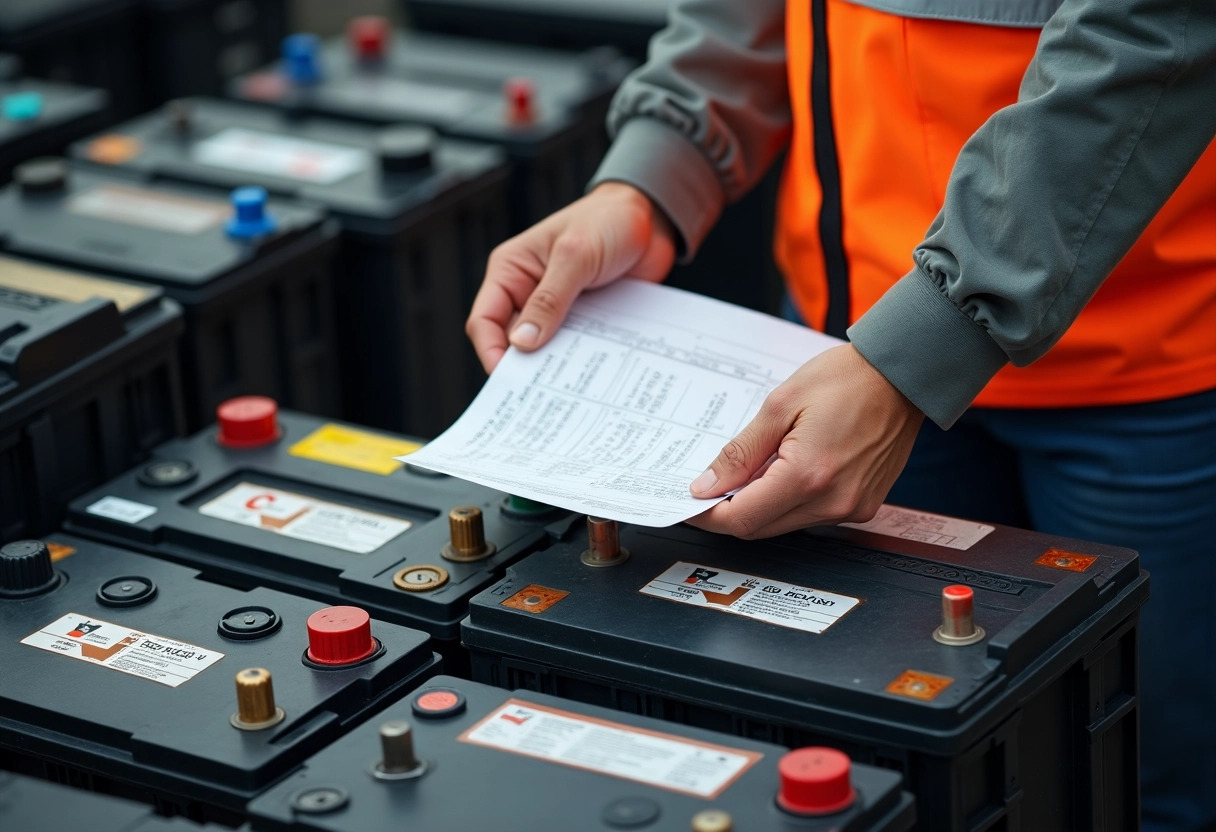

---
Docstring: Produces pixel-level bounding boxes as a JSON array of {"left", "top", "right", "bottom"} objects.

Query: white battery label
[
  {"left": 198, "top": 482, "right": 411, "bottom": 554},
  {"left": 460, "top": 699, "right": 762, "bottom": 799},
  {"left": 85, "top": 495, "right": 157, "bottom": 524},
  {"left": 21, "top": 613, "right": 224, "bottom": 688},
  {"left": 640, "top": 562, "right": 860, "bottom": 634},
  {"left": 841, "top": 504, "right": 994, "bottom": 550},
  {"left": 193, "top": 128, "right": 368, "bottom": 184},
  {"left": 67, "top": 185, "right": 229, "bottom": 234}
]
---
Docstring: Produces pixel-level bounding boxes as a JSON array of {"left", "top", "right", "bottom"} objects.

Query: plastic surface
[
  {"left": 778, "top": 748, "right": 856, "bottom": 816},
  {"left": 246, "top": 675, "right": 916, "bottom": 832},
  {"left": 226, "top": 186, "right": 278, "bottom": 239},
  {"left": 216, "top": 396, "right": 281, "bottom": 448},
  {"left": 0, "top": 164, "right": 340, "bottom": 431},
  {"left": 462, "top": 520, "right": 1148, "bottom": 831},
  {"left": 306, "top": 606, "right": 376, "bottom": 665},
  {"left": 0, "top": 256, "right": 184, "bottom": 541},
  {"left": 63, "top": 408, "right": 576, "bottom": 664},
  {"left": 0, "top": 78, "right": 108, "bottom": 183},
  {"left": 0, "top": 534, "right": 439, "bottom": 822},
  {"left": 70, "top": 97, "right": 509, "bottom": 435}
]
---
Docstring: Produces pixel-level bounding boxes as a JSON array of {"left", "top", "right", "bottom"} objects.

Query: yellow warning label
[{"left": 288, "top": 423, "right": 422, "bottom": 475}]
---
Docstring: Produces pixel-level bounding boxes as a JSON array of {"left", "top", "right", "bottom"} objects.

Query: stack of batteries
[{"left": 0, "top": 8, "right": 1149, "bottom": 832}]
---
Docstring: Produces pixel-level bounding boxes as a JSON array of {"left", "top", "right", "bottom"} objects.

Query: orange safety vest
[{"left": 777, "top": 0, "right": 1216, "bottom": 409}]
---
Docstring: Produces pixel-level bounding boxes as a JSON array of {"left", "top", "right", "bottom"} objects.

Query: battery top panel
[
  {"left": 0, "top": 78, "right": 107, "bottom": 145},
  {"left": 0, "top": 255, "right": 175, "bottom": 405},
  {"left": 0, "top": 165, "right": 329, "bottom": 287},
  {"left": 247, "top": 674, "right": 916, "bottom": 832},
  {"left": 232, "top": 29, "right": 632, "bottom": 148},
  {"left": 69, "top": 98, "right": 508, "bottom": 228},
  {"left": 0, "top": 534, "right": 437, "bottom": 805},
  {"left": 463, "top": 516, "right": 1146, "bottom": 752}
]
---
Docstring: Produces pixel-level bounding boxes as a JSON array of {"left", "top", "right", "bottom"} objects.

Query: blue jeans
[{"left": 782, "top": 298, "right": 1216, "bottom": 831}]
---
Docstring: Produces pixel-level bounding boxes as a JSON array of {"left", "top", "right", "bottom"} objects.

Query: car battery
[
  {"left": 231, "top": 20, "right": 633, "bottom": 233},
  {"left": 0, "top": 0, "right": 144, "bottom": 118},
  {"left": 246, "top": 674, "right": 916, "bottom": 832},
  {"left": 63, "top": 396, "right": 576, "bottom": 671},
  {"left": 71, "top": 98, "right": 511, "bottom": 436},
  {"left": 0, "top": 75, "right": 110, "bottom": 184},
  {"left": 0, "top": 772, "right": 235, "bottom": 832},
  {"left": 0, "top": 257, "right": 184, "bottom": 542},
  {"left": 0, "top": 159, "right": 341, "bottom": 432},
  {"left": 0, "top": 533, "right": 440, "bottom": 824},
  {"left": 139, "top": 0, "right": 288, "bottom": 102},
  {"left": 401, "top": 0, "right": 670, "bottom": 60},
  {"left": 462, "top": 515, "right": 1148, "bottom": 832}
]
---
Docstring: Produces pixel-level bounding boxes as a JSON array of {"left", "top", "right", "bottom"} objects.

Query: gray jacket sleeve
[
  {"left": 850, "top": 0, "right": 1216, "bottom": 427},
  {"left": 587, "top": 0, "right": 791, "bottom": 261}
]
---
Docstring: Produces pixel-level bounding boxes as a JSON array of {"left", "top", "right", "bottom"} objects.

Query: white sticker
[
  {"left": 21, "top": 613, "right": 224, "bottom": 688},
  {"left": 460, "top": 699, "right": 761, "bottom": 799},
  {"left": 67, "top": 185, "right": 229, "bottom": 234},
  {"left": 326, "top": 78, "right": 480, "bottom": 121},
  {"left": 193, "top": 128, "right": 368, "bottom": 184},
  {"left": 85, "top": 496, "right": 157, "bottom": 524},
  {"left": 640, "top": 562, "right": 860, "bottom": 635},
  {"left": 198, "top": 482, "right": 411, "bottom": 554},
  {"left": 840, "top": 504, "right": 994, "bottom": 550}
]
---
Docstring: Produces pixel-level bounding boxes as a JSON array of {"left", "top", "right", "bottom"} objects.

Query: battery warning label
[
  {"left": 193, "top": 128, "right": 368, "bottom": 184},
  {"left": 21, "top": 613, "right": 224, "bottom": 688},
  {"left": 841, "top": 504, "right": 994, "bottom": 550},
  {"left": 198, "top": 482, "right": 411, "bottom": 554},
  {"left": 640, "top": 562, "right": 860, "bottom": 634},
  {"left": 460, "top": 699, "right": 761, "bottom": 799}
]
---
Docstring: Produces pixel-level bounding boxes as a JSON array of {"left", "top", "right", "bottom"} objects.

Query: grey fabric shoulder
[{"left": 841, "top": 0, "right": 1063, "bottom": 27}]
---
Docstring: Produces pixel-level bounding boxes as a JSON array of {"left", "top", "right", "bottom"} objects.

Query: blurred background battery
[
  {"left": 71, "top": 98, "right": 510, "bottom": 436},
  {"left": 232, "top": 19, "right": 633, "bottom": 233},
  {"left": 0, "top": 256, "right": 184, "bottom": 542},
  {"left": 0, "top": 159, "right": 340, "bottom": 431},
  {"left": 0, "top": 62, "right": 110, "bottom": 184},
  {"left": 0, "top": 0, "right": 144, "bottom": 118}
]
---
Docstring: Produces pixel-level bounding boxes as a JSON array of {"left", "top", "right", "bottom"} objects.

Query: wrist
[{"left": 591, "top": 182, "right": 677, "bottom": 249}]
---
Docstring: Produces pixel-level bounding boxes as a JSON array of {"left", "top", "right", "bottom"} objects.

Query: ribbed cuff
[
  {"left": 848, "top": 267, "right": 1009, "bottom": 428},
  {"left": 587, "top": 118, "right": 725, "bottom": 262}
]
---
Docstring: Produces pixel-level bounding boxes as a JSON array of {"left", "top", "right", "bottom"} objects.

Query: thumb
[
  {"left": 509, "top": 233, "right": 598, "bottom": 352},
  {"left": 690, "top": 402, "right": 792, "bottom": 497}
]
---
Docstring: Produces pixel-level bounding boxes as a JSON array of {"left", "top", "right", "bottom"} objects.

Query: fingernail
[
  {"left": 691, "top": 468, "right": 718, "bottom": 495},
  {"left": 511, "top": 322, "right": 540, "bottom": 349}
]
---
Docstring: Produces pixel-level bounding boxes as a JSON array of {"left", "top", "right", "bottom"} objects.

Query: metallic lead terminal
[
  {"left": 933, "top": 584, "right": 986, "bottom": 646},
  {"left": 691, "top": 809, "right": 734, "bottom": 832},
  {"left": 581, "top": 517, "right": 630, "bottom": 567},
  {"left": 370, "top": 720, "right": 428, "bottom": 780},
  {"left": 230, "top": 667, "right": 286, "bottom": 731},
  {"left": 441, "top": 506, "right": 496, "bottom": 562}
]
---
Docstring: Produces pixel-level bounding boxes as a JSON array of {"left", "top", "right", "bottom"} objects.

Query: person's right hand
[{"left": 466, "top": 182, "right": 677, "bottom": 374}]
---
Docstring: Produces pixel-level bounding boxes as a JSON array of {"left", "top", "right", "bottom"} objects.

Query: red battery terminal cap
[
  {"left": 216, "top": 396, "right": 281, "bottom": 448},
  {"left": 934, "top": 584, "right": 985, "bottom": 646},
  {"left": 348, "top": 16, "right": 390, "bottom": 61},
  {"left": 777, "top": 747, "right": 856, "bottom": 816},
  {"left": 306, "top": 606, "right": 377, "bottom": 665},
  {"left": 504, "top": 78, "right": 536, "bottom": 125}
]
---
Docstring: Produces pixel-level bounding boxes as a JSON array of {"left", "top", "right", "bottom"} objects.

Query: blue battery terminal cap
[
  {"left": 226, "top": 187, "right": 277, "bottom": 239},
  {"left": 282, "top": 33, "right": 322, "bottom": 84},
  {"left": 3, "top": 92, "right": 43, "bottom": 121}
]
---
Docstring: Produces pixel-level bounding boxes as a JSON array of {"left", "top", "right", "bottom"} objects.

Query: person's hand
[
  {"left": 687, "top": 344, "right": 924, "bottom": 539},
  {"left": 466, "top": 182, "right": 677, "bottom": 373}
]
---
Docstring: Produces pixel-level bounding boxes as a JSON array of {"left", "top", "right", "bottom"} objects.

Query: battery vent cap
[
  {"left": 216, "top": 396, "right": 281, "bottom": 448},
  {"left": 777, "top": 747, "right": 856, "bottom": 816},
  {"left": 0, "top": 540, "right": 58, "bottom": 598},
  {"left": 306, "top": 606, "right": 377, "bottom": 665},
  {"left": 282, "top": 33, "right": 323, "bottom": 84}
]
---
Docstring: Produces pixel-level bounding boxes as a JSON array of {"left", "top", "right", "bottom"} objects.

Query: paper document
[{"left": 401, "top": 280, "right": 843, "bottom": 526}]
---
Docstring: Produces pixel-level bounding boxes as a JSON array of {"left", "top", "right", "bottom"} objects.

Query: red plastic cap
[
  {"left": 942, "top": 584, "right": 974, "bottom": 617},
  {"left": 306, "top": 606, "right": 376, "bottom": 665},
  {"left": 216, "top": 396, "right": 281, "bottom": 448},
  {"left": 348, "top": 16, "right": 390, "bottom": 61},
  {"left": 777, "top": 747, "right": 856, "bottom": 816},
  {"left": 504, "top": 77, "right": 535, "bottom": 124}
]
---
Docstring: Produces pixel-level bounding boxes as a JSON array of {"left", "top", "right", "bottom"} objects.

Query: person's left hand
[{"left": 687, "top": 344, "right": 925, "bottom": 539}]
